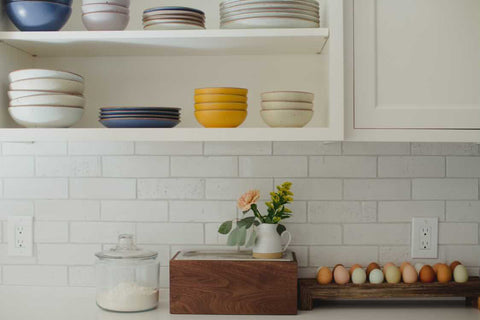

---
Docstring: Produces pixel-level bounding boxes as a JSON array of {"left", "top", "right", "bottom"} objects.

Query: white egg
[
  {"left": 352, "top": 268, "right": 367, "bottom": 284},
  {"left": 414, "top": 263, "right": 425, "bottom": 274},
  {"left": 369, "top": 269, "right": 384, "bottom": 284}
]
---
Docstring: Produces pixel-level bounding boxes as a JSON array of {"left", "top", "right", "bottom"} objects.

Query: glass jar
[{"left": 95, "top": 234, "right": 159, "bottom": 313}]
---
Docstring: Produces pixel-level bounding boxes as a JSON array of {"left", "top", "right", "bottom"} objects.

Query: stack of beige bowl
[
  {"left": 8, "top": 69, "right": 85, "bottom": 128},
  {"left": 260, "top": 91, "right": 313, "bottom": 127},
  {"left": 82, "top": 0, "right": 130, "bottom": 31}
]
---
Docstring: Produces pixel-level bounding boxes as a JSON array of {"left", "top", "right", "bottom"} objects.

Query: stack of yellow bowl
[{"left": 194, "top": 87, "right": 248, "bottom": 128}]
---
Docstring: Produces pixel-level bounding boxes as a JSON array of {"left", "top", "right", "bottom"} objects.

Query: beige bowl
[
  {"left": 261, "top": 91, "right": 314, "bottom": 102},
  {"left": 261, "top": 110, "right": 313, "bottom": 127},
  {"left": 261, "top": 101, "right": 313, "bottom": 110}
]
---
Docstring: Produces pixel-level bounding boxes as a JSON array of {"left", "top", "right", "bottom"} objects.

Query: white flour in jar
[{"left": 96, "top": 282, "right": 159, "bottom": 312}]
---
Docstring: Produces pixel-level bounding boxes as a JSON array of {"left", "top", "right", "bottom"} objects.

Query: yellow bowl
[
  {"left": 195, "top": 110, "right": 247, "bottom": 128},
  {"left": 195, "top": 102, "right": 248, "bottom": 111},
  {"left": 195, "top": 87, "right": 248, "bottom": 95},
  {"left": 194, "top": 94, "right": 247, "bottom": 103}
]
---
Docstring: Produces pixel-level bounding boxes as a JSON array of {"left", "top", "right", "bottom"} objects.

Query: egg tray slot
[{"left": 298, "top": 277, "right": 480, "bottom": 310}]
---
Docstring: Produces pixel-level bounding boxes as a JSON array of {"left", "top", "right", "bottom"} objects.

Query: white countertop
[{"left": 1, "top": 286, "right": 479, "bottom": 320}]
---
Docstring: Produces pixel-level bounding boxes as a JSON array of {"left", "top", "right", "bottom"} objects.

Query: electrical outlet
[
  {"left": 411, "top": 217, "right": 438, "bottom": 258},
  {"left": 8, "top": 216, "right": 33, "bottom": 257}
]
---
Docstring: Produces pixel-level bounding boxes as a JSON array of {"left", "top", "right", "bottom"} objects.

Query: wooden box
[{"left": 170, "top": 251, "right": 298, "bottom": 315}]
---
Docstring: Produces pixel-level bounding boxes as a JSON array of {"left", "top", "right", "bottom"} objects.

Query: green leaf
[
  {"left": 246, "top": 230, "right": 257, "bottom": 248},
  {"left": 227, "top": 227, "right": 240, "bottom": 246},
  {"left": 276, "top": 224, "right": 286, "bottom": 235},
  {"left": 218, "top": 221, "right": 233, "bottom": 235},
  {"left": 237, "top": 216, "right": 256, "bottom": 229},
  {"left": 238, "top": 227, "right": 247, "bottom": 246},
  {"left": 254, "top": 220, "right": 260, "bottom": 226}
]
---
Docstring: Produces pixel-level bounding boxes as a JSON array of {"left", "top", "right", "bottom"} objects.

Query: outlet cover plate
[
  {"left": 411, "top": 217, "right": 438, "bottom": 259},
  {"left": 7, "top": 216, "right": 33, "bottom": 257}
]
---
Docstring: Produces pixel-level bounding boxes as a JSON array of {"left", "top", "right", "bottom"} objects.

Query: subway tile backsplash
[{"left": 0, "top": 141, "right": 478, "bottom": 288}]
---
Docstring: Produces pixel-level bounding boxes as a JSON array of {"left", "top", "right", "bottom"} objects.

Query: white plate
[
  {"left": 10, "top": 78, "right": 85, "bottom": 95},
  {"left": 10, "top": 94, "right": 85, "bottom": 108},
  {"left": 143, "top": 23, "right": 205, "bottom": 30},
  {"left": 9, "top": 69, "right": 83, "bottom": 83},
  {"left": 261, "top": 101, "right": 313, "bottom": 110},
  {"left": 142, "top": 10, "right": 204, "bottom": 19},
  {"left": 82, "top": 0, "right": 129, "bottom": 7},
  {"left": 221, "top": 11, "right": 319, "bottom": 23},
  {"left": 9, "top": 106, "right": 84, "bottom": 128},
  {"left": 143, "top": 15, "right": 204, "bottom": 23},
  {"left": 221, "top": 0, "right": 318, "bottom": 8},
  {"left": 221, "top": 7, "right": 318, "bottom": 19},
  {"left": 8, "top": 90, "right": 82, "bottom": 100},
  {"left": 143, "top": 19, "right": 204, "bottom": 27},
  {"left": 262, "top": 91, "right": 314, "bottom": 102},
  {"left": 221, "top": 0, "right": 318, "bottom": 10},
  {"left": 221, "top": 17, "right": 319, "bottom": 29},
  {"left": 82, "top": 3, "right": 129, "bottom": 14},
  {"left": 260, "top": 109, "right": 313, "bottom": 127},
  {"left": 221, "top": 3, "right": 318, "bottom": 14}
]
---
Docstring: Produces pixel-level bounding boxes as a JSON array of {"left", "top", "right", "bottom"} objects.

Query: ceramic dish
[
  {"left": 143, "top": 19, "right": 204, "bottom": 27},
  {"left": 100, "top": 115, "right": 179, "bottom": 120},
  {"left": 221, "top": 7, "right": 318, "bottom": 19},
  {"left": 143, "top": 15, "right": 204, "bottom": 23},
  {"left": 10, "top": 94, "right": 85, "bottom": 107},
  {"left": 142, "top": 10, "right": 205, "bottom": 19},
  {"left": 82, "top": 0, "right": 130, "bottom": 6},
  {"left": 101, "top": 107, "right": 181, "bottom": 112},
  {"left": 9, "top": 69, "right": 83, "bottom": 83},
  {"left": 8, "top": 90, "right": 82, "bottom": 100},
  {"left": 220, "top": 3, "right": 318, "bottom": 14},
  {"left": 260, "top": 109, "right": 313, "bottom": 127},
  {"left": 221, "top": 0, "right": 319, "bottom": 6},
  {"left": 101, "top": 111, "right": 180, "bottom": 116},
  {"left": 9, "top": 106, "right": 84, "bottom": 128},
  {"left": 261, "top": 101, "right": 313, "bottom": 110},
  {"left": 195, "top": 87, "right": 248, "bottom": 95},
  {"left": 6, "top": 1, "right": 72, "bottom": 31},
  {"left": 144, "top": 6, "right": 204, "bottom": 15},
  {"left": 81, "top": 3, "right": 129, "bottom": 14},
  {"left": 195, "top": 103, "right": 248, "bottom": 111},
  {"left": 221, "top": 11, "right": 319, "bottom": 22},
  {"left": 10, "top": 78, "right": 85, "bottom": 95},
  {"left": 261, "top": 91, "right": 314, "bottom": 102},
  {"left": 100, "top": 118, "right": 180, "bottom": 128},
  {"left": 195, "top": 94, "right": 248, "bottom": 103},
  {"left": 143, "top": 23, "right": 205, "bottom": 30},
  {"left": 195, "top": 110, "right": 247, "bottom": 128},
  {"left": 82, "top": 11, "right": 129, "bottom": 31},
  {"left": 221, "top": 0, "right": 319, "bottom": 9},
  {"left": 7, "top": 0, "right": 72, "bottom": 5},
  {"left": 221, "top": 16, "right": 319, "bottom": 28}
]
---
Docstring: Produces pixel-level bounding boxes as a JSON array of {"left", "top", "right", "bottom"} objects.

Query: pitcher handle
[{"left": 281, "top": 231, "right": 292, "bottom": 252}]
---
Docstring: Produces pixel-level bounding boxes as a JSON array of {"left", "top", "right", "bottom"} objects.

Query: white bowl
[
  {"left": 10, "top": 78, "right": 85, "bottom": 95},
  {"left": 82, "top": 0, "right": 130, "bottom": 7},
  {"left": 82, "top": 12, "right": 129, "bottom": 31},
  {"left": 261, "top": 110, "right": 313, "bottom": 127},
  {"left": 8, "top": 90, "right": 82, "bottom": 100},
  {"left": 82, "top": 3, "right": 129, "bottom": 14},
  {"left": 9, "top": 69, "right": 83, "bottom": 83},
  {"left": 10, "top": 94, "right": 85, "bottom": 108},
  {"left": 9, "top": 106, "right": 84, "bottom": 128},
  {"left": 261, "top": 101, "right": 313, "bottom": 110},
  {"left": 261, "top": 91, "right": 314, "bottom": 102}
]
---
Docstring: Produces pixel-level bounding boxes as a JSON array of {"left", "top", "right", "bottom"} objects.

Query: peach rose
[{"left": 237, "top": 190, "right": 260, "bottom": 212}]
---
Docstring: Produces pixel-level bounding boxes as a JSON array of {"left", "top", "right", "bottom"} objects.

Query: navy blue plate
[
  {"left": 100, "top": 118, "right": 180, "bottom": 128},
  {"left": 100, "top": 111, "right": 180, "bottom": 116},
  {"left": 101, "top": 107, "right": 181, "bottom": 112},
  {"left": 100, "top": 115, "right": 180, "bottom": 120},
  {"left": 143, "top": 6, "right": 204, "bottom": 15}
]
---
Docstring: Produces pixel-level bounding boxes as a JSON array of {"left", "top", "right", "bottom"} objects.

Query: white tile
[
  {"left": 69, "top": 142, "right": 134, "bottom": 155},
  {"left": 289, "top": 246, "right": 308, "bottom": 267},
  {"left": 286, "top": 224, "right": 342, "bottom": 245},
  {"left": 34, "top": 222, "right": 68, "bottom": 243},
  {"left": 0, "top": 201, "right": 33, "bottom": 221},
  {"left": 310, "top": 246, "right": 378, "bottom": 267},
  {"left": 2, "top": 142, "right": 67, "bottom": 155},
  {"left": 439, "top": 223, "right": 478, "bottom": 244},
  {"left": 273, "top": 142, "right": 341, "bottom": 155},
  {"left": 445, "top": 246, "right": 480, "bottom": 266},
  {"left": 135, "top": 142, "right": 202, "bottom": 155},
  {"left": 411, "top": 143, "right": 479, "bottom": 155},
  {"left": 343, "top": 142, "right": 410, "bottom": 155},
  {"left": 308, "top": 201, "right": 377, "bottom": 223},
  {"left": 0, "top": 157, "right": 34, "bottom": 177},
  {"left": 282, "top": 201, "right": 307, "bottom": 223},
  {"left": 35, "top": 200, "right": 100, "bottom": 221},
  {"left": 169, "top": 201, "right": 236, "bottom": 222},
  {"left": 446, "top": 201, "right": 480, "bottom": 222},
  {"left": 378, "top": 201, "right": 445, "bottom": 222},
  {"left": 4, "top": 178, "right": 68, "bottom": 199},
  {"left": 138, "top": 179, "right": 204, "bottom": 199},
  {"left": 171, "top": 157, "right": 238, "bottom": 177},
  {"left": 447, "top": 157, "right": 480, "bottom": 177},
  {"left": 206, "top": 178, "right": 272, "bottom": 200},
  {"left": 413, "top": 179, "right": 478, "bottom": 200},
  {"left": 344, "top": 179, "right": 411, "bottom": 200},
  {"left": 135, "top": 245, "right": 170, "bottom": 266},
  {"left": 101, "top": 201, "right": 168, "bottom": 222},
  {"left": 298, "top": 267, "right": 317, "bottom": 278},
  {"left": 378, "top": 156, "right": 445, "bottom": 178},
  {"left": 36, "top": 157, "right": 100, "bottom": 177},
  {"left": 205, "top": 142, "right": 271, "bottom": 155},
  {"left": 309, "top": 156, "right": 376, "bottom": 177},
  {"left": 160, "top": 266, "right": 169, "bottom": 288},
  {"left": 0, "top": 244, "right": 37, "bottom": 265},
  {"left": 3, "top": 266, "right": 67, "bottom": 286},
  {"left": 344, "top": 224, "right": 411, "bottom": 245},
  {"left": 137, "top": 223, "right": 203, "bottom": 244},
  {"left": 379, "top": 246, "right": 447, "bottom": 265},
  {"left": 69, "top": 266, "right": 95, "bottom": 287},
  {"left": 37, "top": 244, "right": 100, "bottom": 265},
  {"left": 70, "top": 222, "right": 135, "bottom": 243},
  {"left": 102, "top": 156, "right": 169, "bottom": 177},
  {"left": 240, "top": 156, "right": 307, "bottom": 177},
  {"left": 280, "top": 179, "right": 342, "bottom": 200},
  {"left": 70, "top": 178, "right": 136, "bottom": 199},
  {"left": 204, "top": 223, "right": 230, "bottom": 245}
]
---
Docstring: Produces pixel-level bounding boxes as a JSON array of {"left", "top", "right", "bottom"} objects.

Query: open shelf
[{"left": 0, "top": 28, "right": 329, "bottom": 57}]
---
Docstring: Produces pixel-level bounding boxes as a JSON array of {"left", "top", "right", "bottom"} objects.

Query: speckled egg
[
  {"left": 453, "top": 265, "right": 468, "bottom": 283},
  {"left": 385, "top": 265, "right": 401, "bottom": 284},
  {"left": 316, "top": 266, "right": 333, "bottom": 285},
  {"left": 351, "top": 268, "right": 367, "bottom": 284},
  {"left": 402, "top": 264, "right": 418, "bottom": 284},
  {"left": 349, "top": 264, "right": 362, "bottom": 276},
  {"left": 333, "top": 265, "right": 350, "bottom": 285},
  {"left": 369, "top": 268, "right": 384, "bottom": 284}
]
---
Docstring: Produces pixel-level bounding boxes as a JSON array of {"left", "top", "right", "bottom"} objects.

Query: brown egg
[
  {"left": 383, "top": 262, "right": 395, "bottom": 274},
  {"left": 419, "top": 265, "right": 436, "bottom": 283},
  {"left": 366, "top": 262, "right": 381, "bottom": 276},
  {"left": 450, "top": 261, "right": 462, "bottom": 272},
  {"left": 437, "top": 264, "right": 452, "bottom": 283},
  {"left": 316, "top": 267, "right": 333, "bottom": 285},
  {"left": 402, "top": 264, "right": 418, "bottom": 284},
  {"left": 333, "top": 264, "right": 344, "bottom": 271},
  {"left": 400, "top": 261, "right": 412, "bottom": 273},
  {"left": 349, "top": 264, "right": 362, "bottom": 275},
  {"left": 333, "top": 266, "right": 350, "bottom": 285},
  {"left": 433, "top": 263, "right": 443, "bottom": 274}
]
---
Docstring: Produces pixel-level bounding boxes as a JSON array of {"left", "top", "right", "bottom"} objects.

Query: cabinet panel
[{"left": 354, "top": 0, "right": 480, "bottom": 129}]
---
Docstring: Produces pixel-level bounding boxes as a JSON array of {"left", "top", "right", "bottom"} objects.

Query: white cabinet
[{"left": 352, "top": 0, "right": 480, "bottom": 130}]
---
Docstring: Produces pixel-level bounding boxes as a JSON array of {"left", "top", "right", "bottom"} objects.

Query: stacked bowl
[
  {"left": 82, "top": 0, "right": 130, "bottom": 31},
  {"left": 220, "top": 0, "right": 320, "bottom": 29},
  {"left": 99, "top": 107, "right": 181, "bottom": 128},
  {"left": 142, "top": 6, "right": 205, "bottom": 30},
  {"left": 8, "top": 69, "right": 85, "bottom": 128},
  {"left": 6, "top": 0, "right": 73, "bottom": 31},
  {"left": 260, "top": 91, "right": 314, "bottom": 127},
  {"left": 194, "top": 88, "right": 248, "bottom": 128}
]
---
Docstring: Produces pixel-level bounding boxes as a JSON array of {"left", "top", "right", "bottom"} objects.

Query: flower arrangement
[{"left": 218, "top": 182, "right": 293, "bottom": 246}]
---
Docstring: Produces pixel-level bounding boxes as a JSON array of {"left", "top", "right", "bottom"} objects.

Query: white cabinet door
[{"left": 354, "top": 0, "right": 480, "bottom": 129}]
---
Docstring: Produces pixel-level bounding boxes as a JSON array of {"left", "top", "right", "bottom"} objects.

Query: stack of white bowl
[
  {"left": 260, "top": 91, "right": 314, "bottom": 127},
  {"left": 8, "top": 69, "right": 85, "bottom": 128},
  {"left": 82, "top": 0, "right": 130, "bottom": 31}
]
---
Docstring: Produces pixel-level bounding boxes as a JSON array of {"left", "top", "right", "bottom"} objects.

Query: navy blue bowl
[
  {"left": 5, "top": 0, "right": 73, "bottom": 6},
  {"left": 6, "top": 1, "right": 72, "bottom": 31}
]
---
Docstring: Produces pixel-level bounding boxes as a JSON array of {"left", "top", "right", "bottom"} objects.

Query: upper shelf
[{"left": 0, "top": 28, "right": 329, "bottom": 57}]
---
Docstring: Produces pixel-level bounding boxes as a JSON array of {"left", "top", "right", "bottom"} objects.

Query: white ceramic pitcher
[{"left": 252, "top": 223, "right": 291, "bottom": 259}]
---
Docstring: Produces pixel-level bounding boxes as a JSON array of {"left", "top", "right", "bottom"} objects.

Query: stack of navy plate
[{"left": 99, "top": 107, "right": 181, "bottom": 128}]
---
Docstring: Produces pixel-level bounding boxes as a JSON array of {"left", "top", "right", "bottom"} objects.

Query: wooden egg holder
[{"left": 298, "top": 277, "right": 480, "bottom": 310}]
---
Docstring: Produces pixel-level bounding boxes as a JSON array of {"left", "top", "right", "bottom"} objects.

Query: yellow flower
[{"left": 237, "top": 190, "right": 260, "bottom": 212}]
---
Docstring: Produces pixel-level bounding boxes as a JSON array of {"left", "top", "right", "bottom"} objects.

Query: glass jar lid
[{"left": 95, "top": 234, "right": 158, "bottom": 260}]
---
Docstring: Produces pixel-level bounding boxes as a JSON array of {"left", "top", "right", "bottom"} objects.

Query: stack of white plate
[
  {"left": 142, "top": 6, "right": 205, "bottom": 30},
  {"left": 220, "top": 0, "right": 319, "bottom": 29},
  {"left": 82, "top": 0, "right": 130, "bottom": 31},
  {"left": 8, "top": 69, "right": 85, "bottom": 128},
  {"left": 260, "top": 91, "right": 314, "bottom": 127}
]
